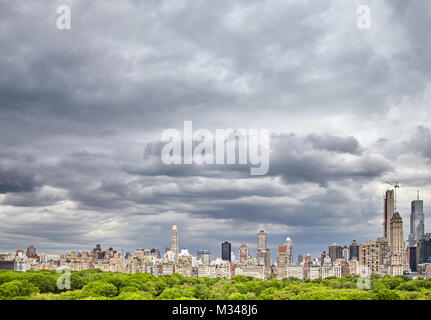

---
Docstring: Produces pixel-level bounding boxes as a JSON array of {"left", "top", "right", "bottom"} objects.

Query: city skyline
[{"left": 1, "top": 190, "right": 427, "bottom": 262}]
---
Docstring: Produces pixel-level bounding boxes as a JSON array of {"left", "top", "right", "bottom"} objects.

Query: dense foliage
[{"left": 1, "top": 270, "right": 431, "bottom": 300}]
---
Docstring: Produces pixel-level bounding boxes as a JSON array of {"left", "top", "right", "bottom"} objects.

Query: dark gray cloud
[
  {"left": 0, "top": 167, "right": 39, "bottom": 194},
  {"left": 306, "top": 133, "right": 362, "bottom": 155}
]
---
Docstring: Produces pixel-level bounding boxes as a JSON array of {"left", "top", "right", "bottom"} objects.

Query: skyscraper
[
  {"left": 257, "top": 230, "right": 270, "bottom": 267},
  {"left": 384, "top": 189, "right": 395, "bottom": 243},
  {"left": 409, "top": 245, "right": 417, "bottom": 272},
  {"left": 239, "top": 243, "right": 248, "bottom": 264},
  {"left": 329, "top": 243, "right": 342, "bottom": 263},
  {"left": 349, "top": 240, "right": 359, "bottom": 261},
  {"left": 171, "top": 225, "right": 178, "bottom": 260},
  {"left": 377, "top": 237, "right": 389, "bottom": 269},
  {"left": 342, "top": 245, "right": 349, "bottom": 261},
  {"left": 418, "top": 234, "right": 431, "bottom": 264},
  {"left": 285, "top": 237, "right": 293, "bottom": 264},
  {"left": 388, "top": 212, "right": 404, "bottom": 276},
  {"left": 409, "top": 192, "right": 424, "bottom": 246},
  {"left": 257, "top": 230, "right": 267, "bottom": 252},
  {"left": 221, "top": 242, "right": 231, "bottom": 261}
]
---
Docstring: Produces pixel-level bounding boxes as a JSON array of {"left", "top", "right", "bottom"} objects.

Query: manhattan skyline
[
  {"left": 0, "top": 190, "right": 427, "bottom": 261},
  {"left": 1, "top": 1, "right": 431, "bottom": 259}
]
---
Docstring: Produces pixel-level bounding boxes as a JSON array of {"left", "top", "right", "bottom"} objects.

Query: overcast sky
[{"left": 1, "top": 0, "right": 431, "bottom": 259}]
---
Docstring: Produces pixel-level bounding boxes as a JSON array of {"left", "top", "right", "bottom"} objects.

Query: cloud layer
[{"left": 0, "top": 0, "right": 431, "bottom": 258}]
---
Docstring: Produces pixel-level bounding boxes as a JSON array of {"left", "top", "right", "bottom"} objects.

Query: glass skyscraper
[
  {"left": 221, "top": 242, "right": 231, "bottom": 261},
  {"left": 409, "top": 193, "right": 424, "bottom": 246}
]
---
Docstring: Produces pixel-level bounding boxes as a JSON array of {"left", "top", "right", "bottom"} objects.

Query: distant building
[
  {"left": 342, "top": 245, "right": 349, "bottom": 261},
  {"left": 26, "top": 245, "right": 37, "bottom": 258},
  {"left": 329, "top": 243, "right": 342, "bottom": 263},
  {"left": 256, "top": 230, "right": 271, "bottom": 268},
  {"left": 384, "top": 190, "right": 395, "bottom": 243},
  {"left": 257, "top": 230, "right": 266, "bottom": 252},
  {"left": 297, "top": 254, "right": 303, "bottom": 264},
  {"left": 377, "top": 237, "right": 389, "bottom": 272},
  {"left": 221, "top": 242, "right": 231, "bottom": 262},
  {"left": 349, "top": 240, "right": 360, "bottom": 261},
  {"left": 171, "top": 225, "right": 178, "bottom": 260},
  {"left": 0, "top": 261, "right": 14, "bottom": 270},
  {"left": 285, "top": 237, "right": 293, "bottom": 264},
  {"left": 409, "top": 245, "right": 418, "bottom": 272},
  {"left": 238, "top": 243, "right": 248, "bottom": 265},
  {"left": 360, "top": 241, "right": 381, "bottom": 274},
  {"left": 409, "top": 193, "right": 424, "bottom": 246},
  {"left": 14, "top": 251, "right": 30, "bottom": 272},
  {"left": 321, "top": 256, "right": 334, "bottom": 279},
  {"left": 418, "top": 234, "right": 431, "bottom": 264},
  {"left": 348, "top": 257, "right": 360, "bottom": 275},
  {"left": 235, "top": 265, "right": 266, "bottom": 280},
  {"left": 197, "top": 250, "right": 211, "bottom": 265},
  {"left": 388, "top": 212, "right": 404, "bottom": 276},
  {"left": 285, "top": 264, "right": 303, "bottom": 280}
]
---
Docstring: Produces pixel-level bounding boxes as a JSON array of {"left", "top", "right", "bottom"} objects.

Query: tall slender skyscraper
[
  {"left": 171, "top": 225, "right": 178, "bottom": 259},
  {"left": 409, "top": 191, "right": 424, "bottom": 246},
  {"left": 389, "top": 212, "right": 404, "bottom": 276},
  {"left": 221, "top": 242, "right": 231, "bottom": 261},
  {"left": 384, "top": 190, "right": 395, "bottom": 243},
  {"left": 285, "top": 237, "right": 293, "bottom": 263},
  {"left": 257, "top": 230, "right": 267, "bottom": 252}
]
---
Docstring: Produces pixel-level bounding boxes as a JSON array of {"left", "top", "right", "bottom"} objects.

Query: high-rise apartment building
[
  {"left": 221, "top": 242, "right": 231, "bottom": 262},
  {"left": 257, "top": 230, "right": 271, "bottom": 268},
  {"left": 239, "top": 243, "right": 248, "bottom": 264},
  {"left": 26, "top": 245, "right": 37, "bottom": 258},
  {"left": 409, "top": 192, "right": 424, "bottom": 246},
  {"left": 384, "top": 190, "right": 395, "bottom": 243},
  {"left": 304, "top": 254, "right": 311, "bottom": 265},
  {"left": 377, "top": 237, "right": 389, "bottom": 271},
  {"left": 329, "top": 243, "right": 342, "bottom": 263},
  {"left": 264, "top": 249, "right": 271, "bottom": 268},
  {"left": 349, "top": 240, "right": 359, "bottom": 261},
  {"left": 342, "top": 245, "right": 349, "bottom": 261},
  {"left": 359, "top": 241, "right": 381, "bottom": 274},
  {"left": 285, "top": 237, "right": 293, "bottom": 264},
  {"left": 257, "top": 230, "right": 266, "bottom": 252},
  {"left": 388, "top": 212, "right": 404, "bottom": 276},
  {"left": 150, "top": 248, "right": 160, "bottom": 258},
  {"left": 276, "top": 246, "right": 287, "bottom": 266},
  {"left": 417, "top": 233, "right": 431, "bottom": 264},
  {"left": 171, "top": 225, "right": 178, "bottom": 260},
  {"left": 409, "top": 245, "right": 418, "bottom": 272}
]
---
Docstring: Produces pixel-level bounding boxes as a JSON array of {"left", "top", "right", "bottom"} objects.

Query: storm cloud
[{"left": 0, "top": 0, "right": 431, "bottom": 258}]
